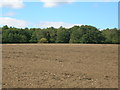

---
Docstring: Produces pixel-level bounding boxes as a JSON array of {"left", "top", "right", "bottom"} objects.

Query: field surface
[{"left": 2, "top": 44, "right": 118, "bottom": 88}]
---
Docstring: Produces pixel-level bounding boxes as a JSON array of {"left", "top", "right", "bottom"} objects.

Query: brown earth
[{"left": 2, "top": 44, "right": 118, "bottom": 88}]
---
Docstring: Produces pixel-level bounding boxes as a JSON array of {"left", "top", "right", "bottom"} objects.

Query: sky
[{"left": 0, "top": 0, "right": 119, "bottom": 29}]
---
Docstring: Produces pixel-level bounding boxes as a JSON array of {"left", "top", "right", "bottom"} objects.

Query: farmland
[{"left": 2, "top": 44, "right": 118, "bottom": 88}]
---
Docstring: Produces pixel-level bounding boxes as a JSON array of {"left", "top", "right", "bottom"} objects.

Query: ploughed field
[{"left": 2, "top": 44, "right": 118, "bottom": 88}]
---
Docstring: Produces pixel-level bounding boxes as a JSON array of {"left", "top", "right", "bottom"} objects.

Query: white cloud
[
  {"left": 3, "top": 12, "right": 15, "bottom": 16},
  {"left": 40, "top": 0, "right": 76, "bottom": 8},
  {"left": 0, "top": 17, "right": 28, "bottom": 28},
  {"left": 0, "top": 0, "right": 24, "bottom": 8},
  {"left": 39, "top": 0, "right": 118, "bottom": 8},
  {"left": 37, "top": 21, "right": 82, "bottom": 28},
  {"left": 0, "top": 0, "right": 118, "bottom": 9},
  {"left": 76, "top": 0, "right": 118, "bottom": 1},
  {"left": 101, "top": 0, "right": 118, "bottom": 1}
]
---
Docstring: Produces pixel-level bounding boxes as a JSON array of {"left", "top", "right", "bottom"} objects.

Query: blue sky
[{"left": 0, "top": 1, "right": 118, "bottom": 29}]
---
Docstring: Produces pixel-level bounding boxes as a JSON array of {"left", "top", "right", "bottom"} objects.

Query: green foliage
[
  {"left": 81, "top": 29, "right": 105, "bottom": 43},
  {"left": 102, "top": 28, "right": 119, "bottom": 44},
  {"left": 2, "top": 25, "right": 9, "bottom": 30},
  {"left": 56, "top": 27, "right": 70, "bottom": 43},
  {"left": 1, "top": 25, "right": 119, "bottom": 44},
  {"left": 29, "top": 31, "right": 38, "bottom": 43},
  {"left": 70, "top": 25, "right": 105, "bottom": 43},
  {"left": 0, "top": 28, "right": 2, "bottom": 43},
  {"left": 2, "top": 26, "right": 32, "bottom": 43},
  {"left": 47, "top": 27, "right": 57, "bottom": 43},
  {"left": 70, "top": 27, "right": 85, "bottom": 43},
  {"left": 39, "top": 38, "right": 48, "bottom": 43}
]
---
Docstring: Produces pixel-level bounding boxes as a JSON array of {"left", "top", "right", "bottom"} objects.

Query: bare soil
[{"left": 2, "top": 44, "right": 118, "bottom": 88}]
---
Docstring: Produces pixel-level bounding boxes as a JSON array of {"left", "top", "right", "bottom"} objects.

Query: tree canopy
[{"left": 1, "top": 25, "right": 120, "bottom": 44}]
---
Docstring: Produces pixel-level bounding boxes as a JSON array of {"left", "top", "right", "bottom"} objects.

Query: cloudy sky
[{"left": 0, "top": 0, "right": 119, "bottom": 29}]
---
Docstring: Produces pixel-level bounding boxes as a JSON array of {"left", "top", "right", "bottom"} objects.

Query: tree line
[{"left": 1, "top": 25, "right": 120, "bottom": 44}]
